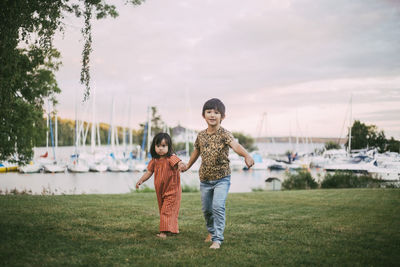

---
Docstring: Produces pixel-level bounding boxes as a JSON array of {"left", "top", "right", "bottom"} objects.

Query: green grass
[{"left": 1, "top": 189, "right": 399, "bottom": 266}]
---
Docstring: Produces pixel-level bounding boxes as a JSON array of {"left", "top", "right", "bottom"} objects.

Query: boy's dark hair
[
  {"left": 150, "top": 132, "right": 174, "bottom": 158},
  {"left": 202, "top": 98, "right": 226, "bottom": 118}
]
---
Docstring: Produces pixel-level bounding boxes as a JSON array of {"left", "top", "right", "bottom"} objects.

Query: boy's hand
[
  {"left": 178, "top": 161, "right": 187, "bottom": 172},
  {"left": 245, "top": 155, "right": 254, "bottom": 169},
  {"left": 135, "top": 180, "right": 142, "bottom": 189}
]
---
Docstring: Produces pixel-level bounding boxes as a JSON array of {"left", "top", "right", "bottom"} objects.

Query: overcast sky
[{"left": 53, "top": 0, "right": 400, "bottom": 139}]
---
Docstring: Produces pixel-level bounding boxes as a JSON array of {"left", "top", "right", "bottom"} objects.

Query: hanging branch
[{"left": 80, "top": 1, "right": 93, "bottom": 102}]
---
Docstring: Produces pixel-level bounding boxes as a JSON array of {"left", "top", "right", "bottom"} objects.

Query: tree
[
  {"left": 347, "top": 120, "right": 370, "bottom": 150},
  {"left": 324, "top": 141, "right": 341, "bottom": 150},
  {"left": 386, "top": 137, "right": 400, "bottom": 153},
  {"left": 232, "top": 132, "right": 257, "bottom": 152},
  {"left": 137, "top": 106, "right": 167, "bottom": 147},
  {"left": 346, "top": 120, "right": 391, "bottom": 152},
  {"left": 0, "top": 0, "right": 143, "bottom": 163},
  {"left": 374, "top": 130, "right": 387, "bottom": 152}
]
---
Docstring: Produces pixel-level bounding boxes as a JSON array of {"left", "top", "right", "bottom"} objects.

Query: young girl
[{"left": 136, "top": 133, "right": 186, "bottom": 238}]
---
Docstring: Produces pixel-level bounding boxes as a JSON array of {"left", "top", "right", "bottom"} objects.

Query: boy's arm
[
  {"left": 136, "top": 170, "right": 153, "bottom": 189},
  {"left": 182, "top": 147, "right": 200, "bottom": 172},
  {"left": 229, "top": 140, "right": 255, "bottom": 168}
]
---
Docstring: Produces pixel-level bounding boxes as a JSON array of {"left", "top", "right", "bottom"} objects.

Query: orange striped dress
[{"left": 147, "top": 155, "right": 182, "bottom": 233}]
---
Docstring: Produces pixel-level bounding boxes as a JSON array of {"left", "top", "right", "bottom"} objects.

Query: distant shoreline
[{"left": 255, "top": 137, "right": 347, "bottom": 144}]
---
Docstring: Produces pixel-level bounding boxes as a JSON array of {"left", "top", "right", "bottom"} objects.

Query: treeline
[
  {"left": 35, "top": 117, "right": 258, "bottom": 154},
  {"left": 35, "top": 117, "right": 144, "bottom": 147},
  {"left": 345, "top": 120, "right": 400, "bottom": 152},
  {"left": 325, "top": 120, "right": 400, "bottom": 152}
]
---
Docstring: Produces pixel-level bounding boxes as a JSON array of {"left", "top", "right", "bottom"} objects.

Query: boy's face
[{"left": 203, "top": 109, "right": 223, "bottom": 127}]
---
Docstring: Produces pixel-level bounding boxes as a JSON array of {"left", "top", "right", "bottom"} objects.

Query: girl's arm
[
  {"left": 136, "top": 170, "right": 154, "bottom": 189},
  {"left": 181, "top": 147, "right": 200, "bottom": 172},
  {"left": 229, "top": 140, "right": 255, "bottom": 168}
]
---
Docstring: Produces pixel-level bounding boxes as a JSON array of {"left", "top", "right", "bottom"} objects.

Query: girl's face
[{"left": 155, "top": 139, "right": 169, "bottom": 157}]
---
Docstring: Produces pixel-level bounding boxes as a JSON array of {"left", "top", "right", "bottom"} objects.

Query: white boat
[
  {"left": 268, "top": 161, "right": 288, "bottom": 171},
  {"left": 230, "top": 158, "right": 244, "bottom": 171},
  {"left": 251, "top": 161, "right": 271, "bottom": 170},
  {"left": 309, "top": 155, "right": 331, "bottom": 168},
  {"left": 324, "top": 155, "right": 376, "bottom": 173},
  {"left": 19, "top": 163, "right": 42, "bottom": 173},
  {"left": 367, "top": 156, "right": 400, "bottom": 181},
  {"left": 368, "top": 166, "right": 400, "bottom": 181},
  {"left": 108, "top": 160, "right": 129, "bottom": 172},
  {"left": 130, "top": 160, "right": 147, "bottom": 172},
  {"left": 243, "top": 152, "right": 269, "bottom": 170},
  {"left": 268, "top": 160, "right": 304, "bottom": 171},
  {"left": 89, "top": 162, "right": 108, "bottom": 172},
  {"left": 68, "top": 161, "right": 90, "bottom": 173},
  {"left": 44, "top": 163, "right": 66, "bottom": 173}
]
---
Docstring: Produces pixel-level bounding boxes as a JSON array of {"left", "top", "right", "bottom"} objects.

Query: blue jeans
[{"left": 200, "top": 175, "right": 231, "bottom": 244}]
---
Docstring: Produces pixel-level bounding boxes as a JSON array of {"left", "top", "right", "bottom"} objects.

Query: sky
[{"left": 53, "top": 0, "right": 400, "bottom": 139}]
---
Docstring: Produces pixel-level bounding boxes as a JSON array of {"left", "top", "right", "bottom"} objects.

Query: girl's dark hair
[
  {"left": 150, "top": 132, "right": 174, "bottom": 158},
  {"left": 202, "top": 98, "right": 226, "bottom": 118}
]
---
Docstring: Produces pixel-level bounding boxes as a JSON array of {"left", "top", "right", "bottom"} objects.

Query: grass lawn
[{"left": 0, "top": 189, "right": 399, "bottom": 266}]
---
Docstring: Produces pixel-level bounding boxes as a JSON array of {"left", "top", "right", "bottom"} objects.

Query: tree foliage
[
  {"left": 35, "top": 117, "right": 143, "bottom": 147},
  {"left": 386, "top": 137, "right": 400, "bottom": 153},
  {"left": 324, "top": 141, "right": 341, "bottom": 150},
  {"left": 346, "top": 120, "right": 398, "bottom": 152},
  {"left": 232, "top": 132, "right": 257, "bottom": 152},
  {"left": 0, "top": 0, "right": 143, "bottom": 163},
  {"left": 137, "top": 106, "right": 168, "bottom": 147}
]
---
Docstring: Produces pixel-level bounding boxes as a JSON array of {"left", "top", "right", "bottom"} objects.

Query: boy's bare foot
[
  {"left": 204, "top": 233, "right": 212, "bottom": 242},
  {"left": 157, "top": 232, "right": 167, "bottom": 239},
  {"left": 209, "top": 242, "right": 220, "bottom": 249}
]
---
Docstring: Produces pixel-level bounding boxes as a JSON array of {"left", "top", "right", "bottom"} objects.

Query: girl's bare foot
[
  {"left": 204, "top": 233, "right": 212, "bottom": 242},
  {"left": 157, "top": 232, "right": 167, "bottom": 238}
]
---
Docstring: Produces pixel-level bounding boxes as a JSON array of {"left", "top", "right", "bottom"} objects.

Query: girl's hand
[
  {"left": 178, "top": 161, "right": 187, "bottom": 172},
  {"left": 136, "top": 180, "right": 142, "bottom": 189},
  {"left": 245, "top": 155, "right": 254, "bottom": 169}
]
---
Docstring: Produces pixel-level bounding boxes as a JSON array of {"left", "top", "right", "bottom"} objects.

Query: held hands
[
  {"left": 245, "top": 155, "right": 255, "bottom": 169},
  {"left": 178, "top": 161, "right": 188, "bottom": 172}
]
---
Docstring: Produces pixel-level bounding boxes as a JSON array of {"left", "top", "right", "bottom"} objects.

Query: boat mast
[
  {"left": 55, "top": 112, "right": 58, "bottom": 150},
  {"left": 347, "top": 95, "right": 352, "bottom": 155},
  {"left": 90, "top": 87, "right": 96, "bottom": 154},
  {"left": 128, "top": 97, "right": 132, "bottom": 152},
  {"left": 147, "top": 106, "right": 152, "bottom": 157},
  {"left": 111, "top": 97, "right": 115, "bottom": 151}
]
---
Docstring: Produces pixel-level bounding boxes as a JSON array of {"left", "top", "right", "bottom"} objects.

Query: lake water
[
  {"left": 0, "top": 168, "right": 327, "bottom": 195},
  {"left": 0, "top": 143, "right": 326, "bottom": 195}
]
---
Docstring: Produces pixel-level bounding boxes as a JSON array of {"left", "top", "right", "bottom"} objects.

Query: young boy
[{"left": 180, "top": 98, "right": 254, "bottom": 249}]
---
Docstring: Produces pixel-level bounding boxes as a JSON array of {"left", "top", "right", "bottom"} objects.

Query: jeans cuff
[{"left": 212, "top": 240, "right": 222, "bottom": 245}]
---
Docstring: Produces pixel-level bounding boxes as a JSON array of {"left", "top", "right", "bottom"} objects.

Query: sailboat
[
  {"left": 243, "top": 112, "right": 278, "bottom": 171},
  {"left": 19, "top": 161, "right": 42, "bottom": 173},
  {"left": 67, "top": 97, "right": 89, "bottom": 173},
  {"left": 43, "top": 101, "right": 66, "bottom": 173},
  {"left": 85, "top": 87, "right": 108, "bottom": 172},
  {"left": 106, "top": 98, "right": 129, "bottom": 172}
]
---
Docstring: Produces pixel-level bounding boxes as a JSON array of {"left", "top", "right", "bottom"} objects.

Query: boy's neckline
[{"left": 206, "top": 125, "right": 221, "bottom": 135}]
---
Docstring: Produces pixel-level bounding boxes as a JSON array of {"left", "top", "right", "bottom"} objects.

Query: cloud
[
  {"left": 52, "top": 0, "right": 400, "bottom": 139},
  {"left": 359, "top": 109, "right": 400, "bottom": 122}
]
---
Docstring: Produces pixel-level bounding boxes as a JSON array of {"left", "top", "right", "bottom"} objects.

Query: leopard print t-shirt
[{"left": 194, "top": 127, "right": 234, "bottom": 181}]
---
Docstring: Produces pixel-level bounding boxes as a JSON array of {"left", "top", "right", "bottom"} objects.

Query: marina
[{"left": 1, "top": 143, "right": 399, "bottom": 195}]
